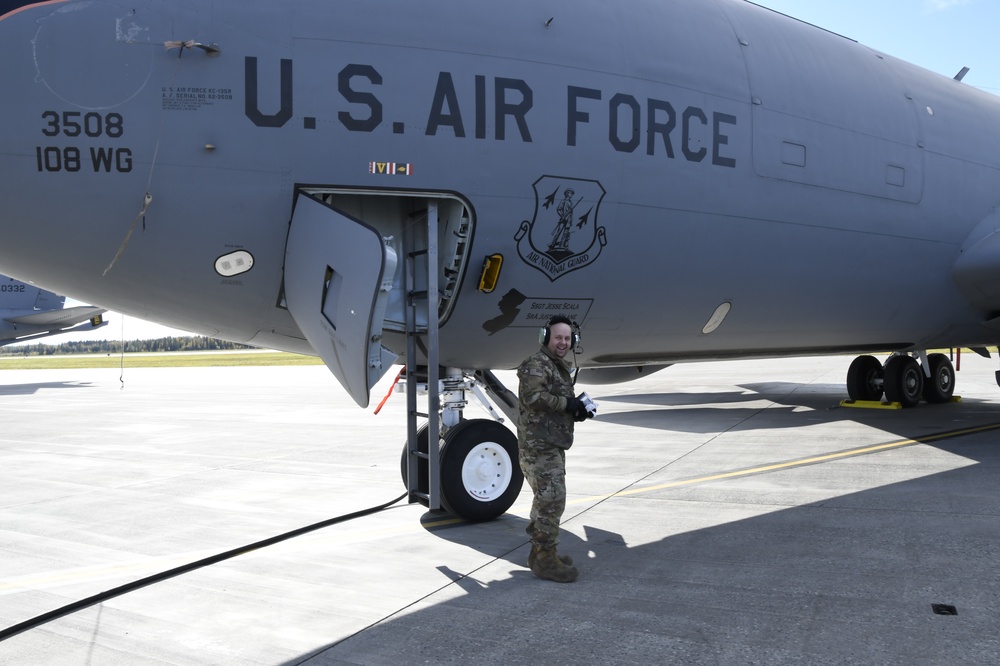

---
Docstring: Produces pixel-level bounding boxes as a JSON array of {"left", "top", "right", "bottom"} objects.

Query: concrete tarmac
[{"left": 1, "top": 354, "right": 999, "bottom": 665}]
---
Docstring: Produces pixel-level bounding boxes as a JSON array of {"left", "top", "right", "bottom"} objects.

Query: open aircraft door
[{"left": 283, "top": 192, "right": 398, "bottom": 408}]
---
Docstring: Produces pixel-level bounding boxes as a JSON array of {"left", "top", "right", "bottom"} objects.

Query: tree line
[{"left": 1, "top": 336, "right": 253, "bottom": 356}]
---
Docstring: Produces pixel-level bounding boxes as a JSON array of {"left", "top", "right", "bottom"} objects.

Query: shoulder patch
[{"left": 526, "top": 368, "right": 544, "bottom": 377}]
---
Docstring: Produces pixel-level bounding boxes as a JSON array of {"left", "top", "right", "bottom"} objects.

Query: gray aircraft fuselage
[{"left": 2, "top": 0, "right": 1000, "bottom": 404}]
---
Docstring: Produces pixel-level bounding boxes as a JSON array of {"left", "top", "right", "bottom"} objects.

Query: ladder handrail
[{"left": 403, "top": 203, "right": 441, "bottom": 510}]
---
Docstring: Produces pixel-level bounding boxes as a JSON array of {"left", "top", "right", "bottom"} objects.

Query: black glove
[{"left": 565, "top": 397, "right": 588, "bottom": 422}]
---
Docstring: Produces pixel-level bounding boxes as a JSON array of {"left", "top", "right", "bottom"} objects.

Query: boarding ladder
[{"left": 402, "top": 202, "right": 442, "bottom": 510}]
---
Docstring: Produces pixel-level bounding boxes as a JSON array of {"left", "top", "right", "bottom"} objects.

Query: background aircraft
[
  {"left": 0, "top": 276, "right": 106, "bottom": 346},
  {"left": 2, "top": 0, "right": 1000, "bottom": 519}
]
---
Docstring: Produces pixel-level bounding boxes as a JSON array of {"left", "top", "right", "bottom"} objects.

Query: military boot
[
  {"left": 530, "top": 547, "right": 579, "bottom": 583},
  {"left": 527, "top": 544, "right": 573, "bottom": 570}
]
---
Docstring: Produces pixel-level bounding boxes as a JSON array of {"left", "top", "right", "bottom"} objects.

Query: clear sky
[
  {"left": 22, "top": 0, "right": 1000, "bottom": 345},
  {"left": 750, "top": 0, "right": 1000, "bottom": 94}
]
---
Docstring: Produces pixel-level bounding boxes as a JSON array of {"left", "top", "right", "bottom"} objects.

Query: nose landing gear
[{"left": 400, "top": 368, "right": 525, "bottom": 522}]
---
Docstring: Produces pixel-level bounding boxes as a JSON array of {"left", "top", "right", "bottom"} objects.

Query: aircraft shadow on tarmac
[
  {"left": 282, "top": 396, "right": 1000, "bottom": 665},
  {"left": 0, "top": 381, "right": 96, "bottom": 396},
  {"left": 285, "top": 434, "right": 1000, "bottom": 664},
  {"left": 591, "top": 381, "right": 999, "bottom": 438}
]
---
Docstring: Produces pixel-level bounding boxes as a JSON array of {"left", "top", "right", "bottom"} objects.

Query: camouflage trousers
[{"left": 518, "top": 444, "right": 567, "bottom": 549}]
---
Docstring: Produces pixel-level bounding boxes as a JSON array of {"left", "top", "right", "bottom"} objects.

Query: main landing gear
[{"left": 846, "top": 352, "right": 955, "bottom": 407}]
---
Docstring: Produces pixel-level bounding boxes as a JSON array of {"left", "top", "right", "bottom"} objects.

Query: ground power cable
[{"left": 0, "top": 492, "right": 408, "bottom": 643}]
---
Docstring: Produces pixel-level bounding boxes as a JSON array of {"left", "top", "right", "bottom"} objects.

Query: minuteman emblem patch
[{"left": 515, "top": 176, "right": 607, "bottom": 281}]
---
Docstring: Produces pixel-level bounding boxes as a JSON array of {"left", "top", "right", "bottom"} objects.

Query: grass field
[
  {"left": 1, "top": 348, "right": 984, "bottom": 372},
  {"left": 0, "top": 351, "right": 326, "bottom": 370}
]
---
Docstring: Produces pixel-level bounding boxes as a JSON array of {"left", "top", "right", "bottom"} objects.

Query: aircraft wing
[{"left": 5, "top": 305, "right": 107, "bottom": 327}]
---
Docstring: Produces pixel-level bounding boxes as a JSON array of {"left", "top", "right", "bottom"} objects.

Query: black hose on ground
[{"left": 0, "top": 492, "right": 409, "bottom": 642}]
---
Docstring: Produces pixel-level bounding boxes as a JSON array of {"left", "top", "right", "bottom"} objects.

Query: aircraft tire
[
  {"left": 846, "top": 355, "right": 884, "bottom": 401},
  {"left": 439, "top": 419, "right": 523, "bottom": 522},
  {"left": 399, "top": 424, "right": 430, "bottom": 507},
  {"left": 883, "top": 355, "right": 923, "bottom": 407},
  {"left": 922, "top": 353, "right": 955, "bottom": 404}
]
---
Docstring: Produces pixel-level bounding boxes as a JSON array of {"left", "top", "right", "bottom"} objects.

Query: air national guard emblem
[{"left": 515, "top": 176, "right": 607, "bottom": 281}]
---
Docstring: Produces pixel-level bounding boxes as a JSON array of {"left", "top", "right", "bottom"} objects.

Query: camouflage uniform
[{"left": 517, "top": 345, "right": 576, "bottom": 550}]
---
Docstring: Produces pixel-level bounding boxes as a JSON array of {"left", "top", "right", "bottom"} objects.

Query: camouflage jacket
[{"left": 517, "top": 346, "right": 575, "bottom": 451}]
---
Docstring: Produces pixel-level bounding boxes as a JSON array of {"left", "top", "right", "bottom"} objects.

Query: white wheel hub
[{"left": 460, "top": 441, "right": 514, "bottom": 501}]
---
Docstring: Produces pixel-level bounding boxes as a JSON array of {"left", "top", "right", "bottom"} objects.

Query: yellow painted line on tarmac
[
  {"left": 569, "top": 420, "right": 1000, "bottom": 505},
  {"left": 5, "top": 422, "right": 999, "bottom": 596}
]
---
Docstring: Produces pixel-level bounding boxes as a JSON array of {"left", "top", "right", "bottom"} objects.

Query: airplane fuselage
[{"left": 3, "top": 0, "right": 1000, "bottom": 381}]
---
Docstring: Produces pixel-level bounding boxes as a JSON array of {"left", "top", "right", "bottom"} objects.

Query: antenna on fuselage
[{"left": 163, "top": 40, "right": 221, "bottom": 57}]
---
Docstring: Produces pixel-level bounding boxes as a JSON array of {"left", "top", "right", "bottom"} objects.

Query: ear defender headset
[{"left": 539, "top": 314, "right": 581, "bottom": 349}]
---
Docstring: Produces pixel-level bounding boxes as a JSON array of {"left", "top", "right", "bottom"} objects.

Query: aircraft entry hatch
[
  {"left": 283, "top": 188, "right": 474, "bottom": 407},
  {"left": 284, "top": 192, "right": 399, "bottom": 407}
]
